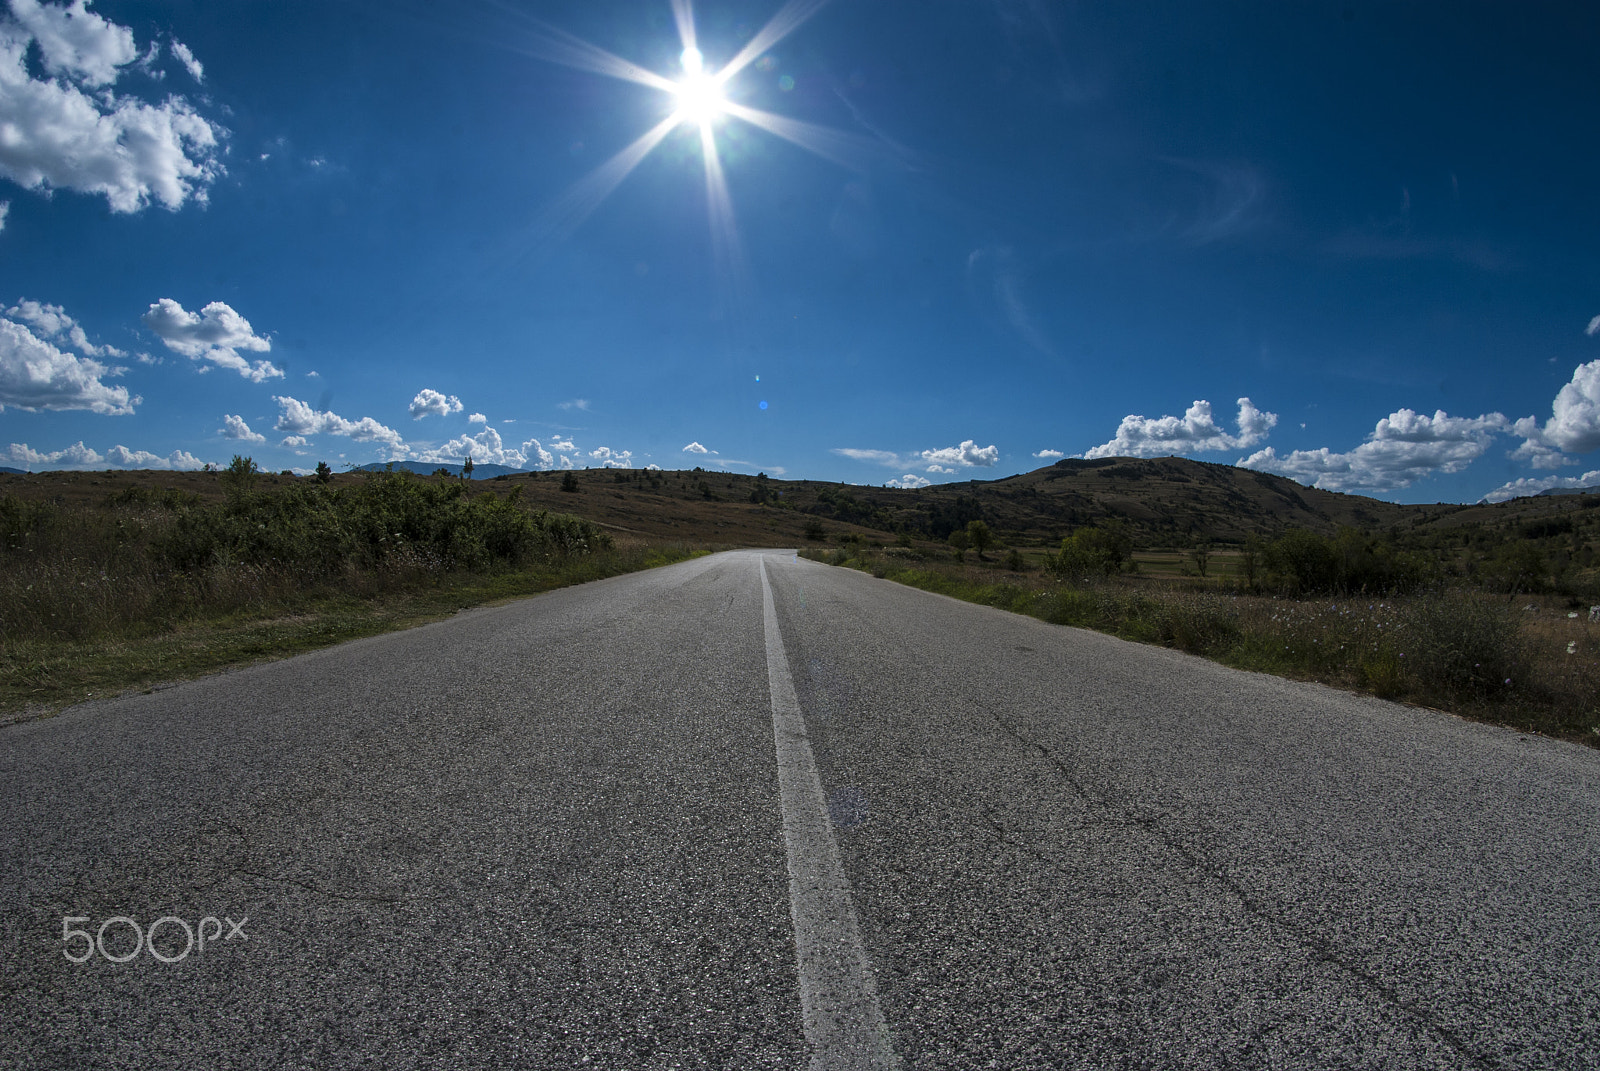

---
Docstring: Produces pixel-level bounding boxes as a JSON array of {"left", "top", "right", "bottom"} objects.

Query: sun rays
[{"left": 505, "top": 0, "right": 873, "bottom": 300}]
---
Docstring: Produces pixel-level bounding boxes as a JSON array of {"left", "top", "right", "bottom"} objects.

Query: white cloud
[
  {"left": 143, "top": 299, "right": 280, "bottom": 381},
  {"left": 0, "top": 316, "right": 134, "bottom": 413},
  {"left": 468, "top": 412, "right": 486, "bottom": 424},
  {"left": 682, "top": 441, "right": 709, "bottom": 453},
  {"left": 273, "top": 395, "right": 402, "bottom": 447},
  {"left": 104, "top": 444, "right": 204, "bottom": 470},
  {"left": 408, "top": 388, "right": 462, "bottom": 419},
  {"left": 645, "top": 463, "right": 662, "bottom": 471},
  {"left": 1511, "top": 360, "right": 1600, "bottom": 465},
  {"left": 589, "top": 446, "right": 633, "bottom": 468},
  {"left": 6, "top": 298, "right": 124, "bottom": 356},
  {"left": 886, "top": 474, "right": 931, "bottom": 488},
  {"left": 280, "top": 435, "right": 309, "bottom": 449},
  {"left": 549, "top": 436, "right": 577, "bottom": 453},
  {"left": 835, "top": 441, "right": 999, "bottom": 471},
  {"left": 3, "top": 439, "right": 203, "bottom": 470},
  {"left": 1587, "top": 315, "right": 1600, "bottom": 337},
  {"left": 1480, "top": 470, "right": 1600, "bottom": 504},
  {"left": 1033, "top": 449, "right": 1065, "bottom": 460},
  {"left": 218, "top": 414, "right": 265, "bottom": 443},
  {"left": 1086, "top": 398, "right": 1277, "bottom": 459},
  {"left": 920, "top": 440, "right": 1000, "bottom": 469},
  {"left": 833, "top": 447, "right": 901, "bottom": 465},
  {"left": 0, "top": 201, "right": 8, "bottom": 231},
  {"left": 411, "top": 426, "right": 524, "bottom": 468},
  {"left": 559, "top": 399, "right": 591, "bottom": 411},
  {"left": 9, "top": 0, "right": 135, "bottom": 86},
  {"left": 520, "top": 438, "right": 555, "bottom": 469},
  {"left": 170, "top": 39, "right": 202, "bottom": 82},
  {"left": 1240, "top": 409, "right": 1508, "bottom": 493},
  {"left": 5, "top": 439, "right": 102, "bottom": 466},
  {"left": 0, "top": 2, "right": 223, "bottom": 212}
]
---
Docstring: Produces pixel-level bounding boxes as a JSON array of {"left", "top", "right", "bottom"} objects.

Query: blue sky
[{"left": 2, "top": 0, "right": 1598, "bottom": 504}]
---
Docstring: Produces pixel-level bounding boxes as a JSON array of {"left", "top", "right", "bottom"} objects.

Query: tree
[
  {"left": 967, "top": 520, "right": 993, "bottom": 560},
  {"left": 1048, "top": 522, "right": 1131, "bottom": 580},
  {"left": 314, "top": 460, "right": 333, "bottom": 485},
  {"left": 1240, "top": 534, "right": 1261, "bottom": 589},
  {"left": 1189, "top": 540, "right": 1211, "bottom": 578},
  {"left": 463, "top": 456, "right": 474, "bottom": 480},
  {"left": 948, "top": 528, "right": 970, "bottom": 562},
  {"left": 560, "top": 471, "right": 580, "bottom": 493},
  {"left": 221, "top": 454, "right": 259, "bottom": 497}
]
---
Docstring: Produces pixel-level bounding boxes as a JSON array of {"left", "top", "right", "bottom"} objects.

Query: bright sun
[{"left": 672, "top": 46, "right": 726, "bottom": 126}]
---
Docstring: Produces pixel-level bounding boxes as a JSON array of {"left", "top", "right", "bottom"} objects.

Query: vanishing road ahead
[{"left": 3, "top": 549, "right": 1598, "bottom": 1069}]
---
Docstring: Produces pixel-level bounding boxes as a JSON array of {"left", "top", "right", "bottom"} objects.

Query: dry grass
[{"left": 807, "top": 548, "right": 1600, "bottom": 746}]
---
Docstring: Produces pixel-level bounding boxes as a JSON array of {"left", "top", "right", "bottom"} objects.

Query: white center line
[{"left": 759, "top": 554, "right": 900, "bottom": 1071}]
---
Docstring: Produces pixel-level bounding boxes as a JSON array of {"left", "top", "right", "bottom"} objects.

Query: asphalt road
[{"left": 3, "top": 549, "right": 1598, "bottom": 1069}]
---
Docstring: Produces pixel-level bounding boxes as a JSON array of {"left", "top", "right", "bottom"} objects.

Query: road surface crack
[{"left": 986, "top": 709, "right": 1501, "bottom": 1071}]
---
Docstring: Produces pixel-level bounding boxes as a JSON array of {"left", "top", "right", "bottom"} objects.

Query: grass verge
[
  {"left": 1, "top": 543, "right": 709, "bottom": 722},
  {"left": 803, "top": 548, "right": 1600, "bottom": 747}
]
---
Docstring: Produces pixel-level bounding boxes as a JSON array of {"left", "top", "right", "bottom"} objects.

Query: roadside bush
[
  {"left": 1046, "top": 522, "right": 1131, "bottom": 581},
  {"left": 0, "top": 472, "right": 613, "bottom": 644}
]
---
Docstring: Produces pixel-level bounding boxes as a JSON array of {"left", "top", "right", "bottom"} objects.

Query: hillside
[{"left": 6, "top": 455, "right": 1595, "bottom": 553}]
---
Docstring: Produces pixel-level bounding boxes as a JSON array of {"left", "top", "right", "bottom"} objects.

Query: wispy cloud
[
  {"left": 967, "top": 245, "right": 1054, "bottom": 356},
  {"left": 1160, "top": 158, "right": 1266, "bottom": 245}
]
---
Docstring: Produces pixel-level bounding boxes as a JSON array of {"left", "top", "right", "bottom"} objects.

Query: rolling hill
[{"left": 3, "top": 456, "right": 1595, "bottom": 555}]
